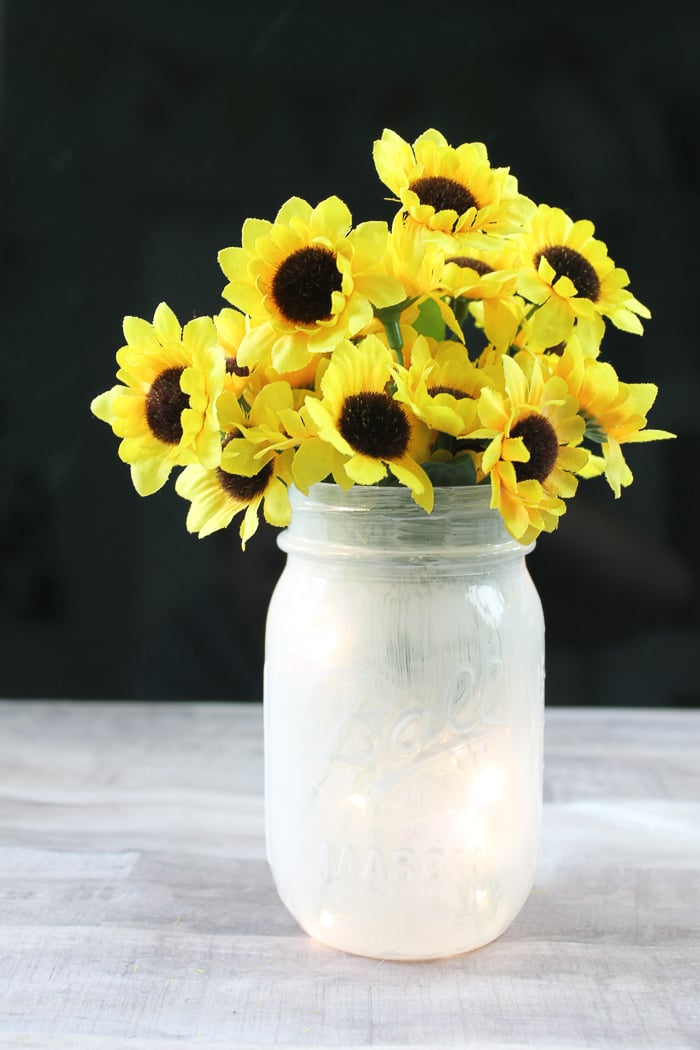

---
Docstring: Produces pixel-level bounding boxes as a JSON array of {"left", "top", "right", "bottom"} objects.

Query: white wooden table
[{"left": 0, "top": 702, "right": 697, "bottom": 1049}]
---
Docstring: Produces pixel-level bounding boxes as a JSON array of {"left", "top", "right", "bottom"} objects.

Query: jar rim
[
  {"left": 280, "top": 482, "right": 534, "bottom": 567},
  {"left": 293, "top": 481, "right": 493, "bottom": 513}
]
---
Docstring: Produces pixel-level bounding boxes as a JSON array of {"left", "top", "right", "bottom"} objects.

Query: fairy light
[
  {"left": 472, "top": 767, "right": 504, "bottom": 805},
  {"left": 311, "top": 621, "right": 340, "bottom": 661},
  {"left": 319, "top": 910, "right": 336, "bottom": 929}
]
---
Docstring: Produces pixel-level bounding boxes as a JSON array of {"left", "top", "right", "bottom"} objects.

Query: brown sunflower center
[
  {"left": 225, "top": 355, "right": 249, "bottom": 378},
  {"left": 145, "top": 367, "right": 188, "bottom": 444},
  {"left": 427, "top": 384, "right": 472, "bottom": 400},
  {"left": 510, "top": 414, "right": 559, "bottom": 484},
  {"left": 338, "top": 391, "right": 410, "bottom": 460},
  {"left": 271, "top": 246, "right": 342, "bottom": 325},
  {"left": 536, "top": 245, "right": 601, "bottom": 302},
  {"left": 217, "top": 460, "right": 273, "bottom": 502},
  {"left": 445, "top": 256, "right": 494, "bottom": 275},
  {"left": 409, "top": 176, "right": 478, "bottom": 217}
]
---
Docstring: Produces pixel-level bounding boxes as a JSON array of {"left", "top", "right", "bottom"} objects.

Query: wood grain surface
[{"left": 0, "top": 701, "right": 698, "bottom": 1049}]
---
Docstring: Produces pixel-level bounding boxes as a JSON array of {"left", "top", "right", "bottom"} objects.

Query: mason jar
[{"left": 264, "top": 482, "right": 545, "bottom": 960}]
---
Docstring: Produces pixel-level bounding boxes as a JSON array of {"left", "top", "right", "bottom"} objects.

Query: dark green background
[{"left": 1, "top": 0, "right": 696, "bottom": 704}]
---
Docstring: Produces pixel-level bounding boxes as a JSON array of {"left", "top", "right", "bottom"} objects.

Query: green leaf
[
  {"left": 421, "top": 457, "right": 478, "bottom": 487},
  {"left": 413, "top": 297, "right": 447, "bottom": 341},
  {"left": 582, "top": 412, "right": 608, "bottom": 444}
]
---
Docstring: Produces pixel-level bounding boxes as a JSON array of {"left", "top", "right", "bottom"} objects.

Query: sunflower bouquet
[{"left": 91, "top": 128, "right": 673, "bottom": 546}]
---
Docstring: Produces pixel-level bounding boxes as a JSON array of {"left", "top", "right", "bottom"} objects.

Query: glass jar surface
[{"left": 264, "top": 483, "right": 545, "bottom": 960}]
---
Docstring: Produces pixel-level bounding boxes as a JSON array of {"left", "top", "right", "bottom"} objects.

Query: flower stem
[
  {"left": 374, "top": 298, "right": 417, "bottom": 368},
  {"left": 384, "top": 318, "right": 404, "bottom": 364}
]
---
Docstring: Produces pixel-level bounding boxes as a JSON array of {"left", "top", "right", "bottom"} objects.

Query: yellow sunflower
[
  {"left": 216, "top": 378, "right": 295, "bottom": 451},
  {"left": 513, "top": 315, "right": 607, "bottom": 361},
  {"left": 376, "top": 213, "right": 463, "bottom": 343},
  {"left": 304, "top": 335, "right": 434, "bottom": 511},
  {"left": 90, "top": 302, "right": 224, "bottom": 496},
  {"left": 516, "top": 204, "right": 651, "bottom": 349},
  {"left": 215, "top": 307, "right": 321, "bottom": 402},
  {"left": 373, "top": 128, "right": 534, "bottom": 243},
  {"left": 475, "top": 354, "right": 589, "bottom": 542},
  {"left": 441, "top": 239, "right": 523, "bottom": 350},
  {"left": 218, "top": 196, "right": 405, "bottom": 374},
  {"left": 175, "top": 446, "right": 293, "bottom": 547},
  {"left": 545, "top": 346, "right": 675, "bottom": 496},
  {"left": 214, "top": 307, "right": 255, "bottom": 398},
  {"left": 393, "top": 336, "right": 487, "bottom": 439}
]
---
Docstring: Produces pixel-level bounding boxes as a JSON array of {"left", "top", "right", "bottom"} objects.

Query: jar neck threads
[{"left": 278, "top": 483, "right": 534, "bottom": 570}]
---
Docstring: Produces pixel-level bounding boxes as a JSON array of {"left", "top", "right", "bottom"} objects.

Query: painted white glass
[{"left": 264, "top": 483, "right": 544, "bottom": 960}]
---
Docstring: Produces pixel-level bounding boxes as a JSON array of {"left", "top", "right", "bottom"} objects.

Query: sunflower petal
[{"left": 153, "top": 303, "right": 182, "bottom": 346}]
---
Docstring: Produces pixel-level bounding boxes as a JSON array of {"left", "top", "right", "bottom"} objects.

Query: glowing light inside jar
[
  {"left": 472, "top": 767, "right": 504, "bottom": 804},
  {"left": 319, "top": 910, "right": 336, "bottom": 929},
  {"left": 310, "top": 619, "right": 341, "bottom": 661},
  {"left": 475, "top": 889, "right": 489, "bottom": 909}
]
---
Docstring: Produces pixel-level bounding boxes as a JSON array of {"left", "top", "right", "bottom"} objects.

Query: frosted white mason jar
[{"left": 264, "top": 482, "right": 545, "bottom": 960}]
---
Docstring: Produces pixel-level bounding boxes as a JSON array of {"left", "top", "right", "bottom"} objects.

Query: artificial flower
[
  {"left": 475, "top": 355, "right": 589, "bottom": 541},
  {"left": 441, "top": 239, "right": 523, "bottom": 349},
  {"left": 517, "top": 205, "right": 651, "bottom": 349},
  {"left": 91, "top": 128, "right": 672, "bottom": 550},
  {"left": 218, "top": 196, "right": 404, "bottom": 374},
  {"left": 175, "top": 445, "right": 294, "bottom": 546},
  {"left": 544, "top": 345, "right": 675, "bottom": 496},
  {"left": 90, "top": 302, "right": 224, "bottom": 496},
  {"left": 373, "top": 128, "right": 534, "bottom": 243},
  {"left": 393, "top": 336, "right": 487, "bottom": 439},
  {"left": 375, "top": 213, "right": 463, "bottom": 344},
  {"left": 214, "top": 307, "right": 254, "bottom": 398},
  {"left": 304, "top": 335, "right": 434, "bottom": 511}
]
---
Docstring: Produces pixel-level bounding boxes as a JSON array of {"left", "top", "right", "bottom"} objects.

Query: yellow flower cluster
[{"left": 92, "top": 128, "right": 673, "bottom": 546}]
